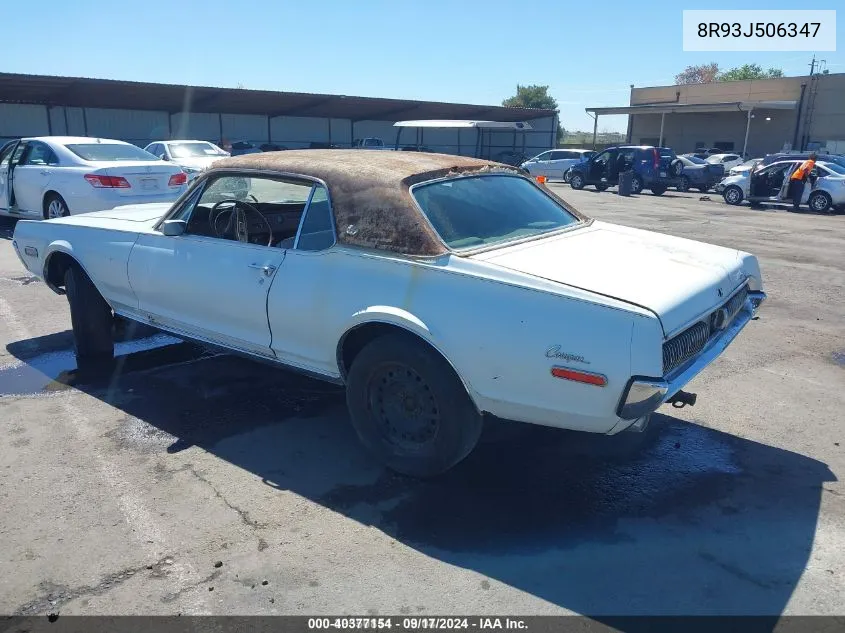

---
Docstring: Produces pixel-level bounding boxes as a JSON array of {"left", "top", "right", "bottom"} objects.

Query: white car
[
  {"left": 144, "top": 140, "right": 229, "bottom": 180},
  {"left": 11, "top": 151, "right": 766, "bottom": 476},
  {"left": 720, "top": 159, "right": 845, "bottom": 213},
  {"left": 520, "top": 149, "right": 594, "bottom": 181},
  {"left": 729, "top": 158, "right": 763, "bottom": 176},
  {"left": 0, "top": 137, "right": 188, "bottom": 219},
  {"left": 706, "top": 153, "right": 744, "bottom": 172}
]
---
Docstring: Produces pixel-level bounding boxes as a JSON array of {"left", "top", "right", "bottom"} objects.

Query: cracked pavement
[{"left": 0, "top": 187, "right": 844, "bottom": 616}]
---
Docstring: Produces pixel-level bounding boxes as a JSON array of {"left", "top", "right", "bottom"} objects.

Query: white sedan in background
[
  {"left": 521, "top": 149, "right": 594, "bottom": 181},
  {"left": 706, "top": 153, "right": 745, "bottom": 172},
  {"left": 144, "top": 140, "right": 229, "bottom": 180},
  {"left": 0, "top": 137, "right": 188, "bottom": 219}
]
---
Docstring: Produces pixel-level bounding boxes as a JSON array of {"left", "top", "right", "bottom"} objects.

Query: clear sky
[{"left": 4, "top": 0, "right": 842, "bottom": 133}]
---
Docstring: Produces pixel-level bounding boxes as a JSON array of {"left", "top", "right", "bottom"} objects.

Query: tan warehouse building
[{"left": 588, "top": 72, "right": 845, "bottom": 157}]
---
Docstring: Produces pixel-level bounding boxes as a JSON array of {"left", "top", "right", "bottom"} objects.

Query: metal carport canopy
[{"left": 584, "top": 100, "right": 798, "bottom": 155}]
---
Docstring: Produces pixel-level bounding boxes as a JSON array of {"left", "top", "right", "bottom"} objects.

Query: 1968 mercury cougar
[{"left": 11, "top": 151, "right": 766, "bottom": 476}]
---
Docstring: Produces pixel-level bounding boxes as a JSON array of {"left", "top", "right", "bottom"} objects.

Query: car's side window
[
  {"left": 147, "top": 143, "right": 160, "bottom": 157},
  {"left": 0, "top": 143, "right": 17, "bottom": 168},
  {"left": 295, "top": 185, "right": 335, "bottom": 252},
  {"left": 172, "top": 174, "right": 315, "bottom": 247},
  {"left": 9, "top": 142, "right": 28, "bottom": 166},
  {"left": 21, "top": 142, "right": 59, "bottom": 166}
]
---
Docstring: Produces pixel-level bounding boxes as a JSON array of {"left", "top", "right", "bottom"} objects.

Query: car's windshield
[
  {"left": 65, "top": 143, "right": 158, "bottom": 162},
  {"left": 821, "top": 162, "right": 845, "bottom": 175},
  {"left": 681, "top": 156, "right": 705, "bottom": 165},
  {"left": 705, "top": 155, "right": 726, "bottom": 164},
  {"left": 412, "top": 174, "right": 581, "bottom": 251},
  {"left": 168, "top": 142, "right": 226, "bottom": 158}
]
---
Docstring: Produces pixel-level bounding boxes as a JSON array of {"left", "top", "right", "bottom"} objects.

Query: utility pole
[{"left": 809, "top": 55, "right": 816, "bottom": 76}]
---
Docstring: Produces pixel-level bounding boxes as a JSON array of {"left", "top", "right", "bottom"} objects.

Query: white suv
[{"left": 520, "top": 149, "right": 594, "bottom": 181}]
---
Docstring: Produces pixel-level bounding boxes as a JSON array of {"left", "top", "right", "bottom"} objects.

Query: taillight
[
  {"left": 653, "top": 148, "right": 660, "bottom": 169},
  {"left": 85, "top": 174, "right": 131, "bottom": 188},
  {"left": 168, "top": 172, "right": 187, "bottom": 186}
]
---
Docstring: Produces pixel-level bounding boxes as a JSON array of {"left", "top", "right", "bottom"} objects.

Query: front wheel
[
  {"left": 346, "top": 333, "right": 483, "bottom": 477},
  {"left": 808, "top": 191, "right": 833, "bottom": 213},
  {"left": 569, "top": 173, "right": 585, "bottom": 190},
  {"left": 723, "top": 185, "right": 744, "bottom": 205},
  {"left": 65, "top": 264, "right": 114, "bottom": 362},
  {"left": 563, "top": 168, "right": 572, "bottom": 183},
  {"left": 650, "top": 185, "right": 667, "bottom": 196},
  {"left": 595, "top": 184, "right": 608, "bottom": 192},
  {"left": 677, "top": 176, "right": 690, "bottom": 192}
]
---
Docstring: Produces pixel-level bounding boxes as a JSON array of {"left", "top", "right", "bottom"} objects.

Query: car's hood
[
  {"left": 472, "top": 221, "right": 750, "bottom": 337},
  {"left": 49, "top": 203, "right": 171, "bottom": 231}
]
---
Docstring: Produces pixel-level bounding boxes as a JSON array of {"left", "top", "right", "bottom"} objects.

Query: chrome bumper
[{"left": 616, "top": 291, "right": 766, "bottom": 420}]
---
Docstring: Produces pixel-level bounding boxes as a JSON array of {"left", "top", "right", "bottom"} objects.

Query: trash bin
[{"left": 618, "top": 170, "right": 633, "bottom": 196}]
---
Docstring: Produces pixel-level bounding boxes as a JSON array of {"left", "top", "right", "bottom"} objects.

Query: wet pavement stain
[
  {"left": 0, "top": 335, "right": 204, "bottom": 398},
  {"left": 317, "top": 418, "right": 743, "bottom": 555}
]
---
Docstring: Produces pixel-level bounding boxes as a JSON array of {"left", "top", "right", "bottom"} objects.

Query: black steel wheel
[{"left": 346, "top": 333, "right": 482, "bottom": 477}]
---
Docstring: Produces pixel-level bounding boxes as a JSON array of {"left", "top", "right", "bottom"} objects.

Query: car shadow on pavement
[{"left": 4, "top": 341, "right": 836, "bottom": 617}]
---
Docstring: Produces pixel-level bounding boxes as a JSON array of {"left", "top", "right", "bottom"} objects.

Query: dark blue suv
[{"left": 568, "top": 145, "right": 684, "bottom": 195}]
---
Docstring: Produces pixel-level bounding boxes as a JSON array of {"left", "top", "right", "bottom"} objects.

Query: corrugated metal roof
[{"left": 0, "top": 72, "right": 555, "bottom": 122}]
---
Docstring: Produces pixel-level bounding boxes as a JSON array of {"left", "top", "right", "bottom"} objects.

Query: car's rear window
[
  {"left": 412, "top": 174, "right": 581, "bottom": 252},
  {"left": 65, "top": 143, "right": 158, "bottom": 162},
  {"left": 822, "top": 162, "right": 845, "bottom": 175}
]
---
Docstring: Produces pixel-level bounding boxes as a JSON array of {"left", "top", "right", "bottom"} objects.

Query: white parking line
[{"left": 0, "top": 297, "right": 210, "bottom": 614}]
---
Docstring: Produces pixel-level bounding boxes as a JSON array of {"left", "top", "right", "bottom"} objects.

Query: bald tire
[
  {"left": 65, "top": 264, "right": 114, "bottom": 361},
  {"left": 346, "top": 333, "right": 482, "bottom": 478}
]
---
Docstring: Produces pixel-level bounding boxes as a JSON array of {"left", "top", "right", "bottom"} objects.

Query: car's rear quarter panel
[{"left": 272, "top": 248, "right": 657, "bottom": 434}]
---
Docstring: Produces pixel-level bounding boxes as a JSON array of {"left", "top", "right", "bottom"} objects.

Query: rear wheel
[
  {"left": 43, "top": 193, "right": 70, "bottom": 219},
  {"left": 569, "top": 173, "right": 585, "bottom": 190},
  {"left": 696, "top": 186, "right": 710, "bottom": 193},
  {"left": 808, "top": 191, "right": 833, "bottom": 213},
  {"left": 630, "top": 174, "right": 643, "bottom": 194},
  {"left": 595, "top": 184, "right": 608, "bottom": 192},
  {"left": 64, "top": 264, "right": 114, "bottom": 362},
  {"left": 723, "top": 185, "right": 744, "bottom": 205},
  {"left": 346, "top": 333, "right": 482, "bottom": 477},
  {"left": 677, "top": 176, "right": 690, "bottom": 192},
  {"left": 650, "top": 184, "right": 667, "bottom": 196}
]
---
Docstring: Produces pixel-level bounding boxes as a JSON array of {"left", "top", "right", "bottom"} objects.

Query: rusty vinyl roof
[{"left": 0, "top": 72, "right": 555, "bottom": 122}]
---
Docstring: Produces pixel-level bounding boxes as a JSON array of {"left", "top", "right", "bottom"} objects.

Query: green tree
[
  {"left": 717, "top": 64, "right": 784, "bottom": 81},
  {"left": 502, "top": 85, "right": 565, "bottom": 143},
  {"left": 674, "top": 63, "right": 720, "bottom": 84}
]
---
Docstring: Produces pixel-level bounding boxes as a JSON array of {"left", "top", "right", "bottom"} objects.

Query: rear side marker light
[
  {"left": 168, "top": 172, "right": 187, "bottom": 186},
  {"left": 551, "top": 366, "right": 607, "bottom": 387},
  {"left": 85, "top": 174, "right": 130, "bottom": 188}
]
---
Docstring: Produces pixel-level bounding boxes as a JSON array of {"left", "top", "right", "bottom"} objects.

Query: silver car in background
[
  {"left": 520, "top": 149, "right": 594, "bottom": 181},
  {"left": 719, "top": 159, "right": 845, "bottom": 213}
]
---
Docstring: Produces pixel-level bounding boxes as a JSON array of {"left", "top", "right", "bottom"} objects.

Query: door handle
[{"left": 247, "top": 263, "right": 276, "bottom": 276}]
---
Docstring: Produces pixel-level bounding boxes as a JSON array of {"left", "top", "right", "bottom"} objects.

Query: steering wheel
[{"left": 209, "top": 199, "right": 273, "bottom": 246}]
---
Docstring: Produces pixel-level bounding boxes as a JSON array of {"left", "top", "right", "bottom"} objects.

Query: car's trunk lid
[
  {"left": 472, "top": 221, "right": 747, "bottom": 337},
  {"left": 100, "top": 161, "right": 180, "bottom": 196}
]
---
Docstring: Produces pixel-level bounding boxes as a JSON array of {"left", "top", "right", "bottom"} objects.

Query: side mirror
[{"left": 161, "top": 219, "right": 186, "bottom": 236}]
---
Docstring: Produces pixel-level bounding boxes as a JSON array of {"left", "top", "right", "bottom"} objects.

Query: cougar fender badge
[{"left": 546, "top": 345, "right": 589, "bottom": 365}]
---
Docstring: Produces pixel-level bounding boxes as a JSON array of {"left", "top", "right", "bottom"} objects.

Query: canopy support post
[
  {"left": 742, "top": 108, "right": 753, "bottom": 157},
  {"left": 658, "top": 112, "right": 665, "bottom": 147}
]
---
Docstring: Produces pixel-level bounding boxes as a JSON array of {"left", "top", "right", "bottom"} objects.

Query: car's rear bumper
[{"left": 612, "top": 291, "right": 766, "bottom": 430}]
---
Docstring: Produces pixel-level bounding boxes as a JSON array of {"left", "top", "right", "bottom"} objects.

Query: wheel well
[
  {"left": 44, "top": 251, "right": 78, "bottom": 292},
  {"left": 42, "top": 190, "right": 62, "bottom": 210}
]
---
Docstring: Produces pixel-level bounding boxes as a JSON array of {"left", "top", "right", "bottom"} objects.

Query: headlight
[{"left": 617, "top": 377, "right": 669, "bottom": 420}]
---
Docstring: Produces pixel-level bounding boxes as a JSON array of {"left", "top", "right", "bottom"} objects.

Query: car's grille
[{"left": 662, "top": 285, "right": 749, "bottom": 375}]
